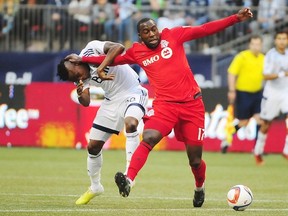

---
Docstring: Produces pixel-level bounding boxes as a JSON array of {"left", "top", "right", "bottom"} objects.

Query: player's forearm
[
  {"left": 98, "top": 44, "right": 125, "bottom": 71},
  {"left": 264, "top": 71, "right": 288, "bottom": 80},
  {"left": 198, "top": 15, "right": 239, "bottom": 36},
  {"left": 227, "top": 73, "right": 237, "bottom": 91},
  {"left": 82, "top": 55, "right": 106, "bottom": 65},
  {"left": 78, "top": 93, "right": 90, "bottom": 107},
  {"left": 82, "top": 55, "right": 129, "bottom": 66}
]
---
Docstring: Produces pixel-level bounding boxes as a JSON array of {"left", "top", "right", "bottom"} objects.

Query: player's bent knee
[
  {"left": 142, "top": 130, "right": 162, "bottom": 146},
  {"left": 189, "top": 159, "right": 202, "bottom": 168},
  {"left": 125, "top": 117, "right": 138, "bottom": 133},
  {"left": 87, "top": 140, "right": 105, "bottom": 155}
]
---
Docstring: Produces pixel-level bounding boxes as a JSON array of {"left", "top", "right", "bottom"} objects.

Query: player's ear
[{"left": 138, "top": 33, "right": 142, "bottom": 41}]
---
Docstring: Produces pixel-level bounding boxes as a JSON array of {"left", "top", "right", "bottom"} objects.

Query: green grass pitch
[{"left": 0, "top": 147, "right": 287, "bottom": 216}]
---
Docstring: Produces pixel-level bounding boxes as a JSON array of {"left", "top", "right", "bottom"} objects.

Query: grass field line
[
  {"left": 0, "top": 208, "right": 288, "bottom": 213},
  {"left": 0, "top": 192, "right": 287, "bottom": 203}
]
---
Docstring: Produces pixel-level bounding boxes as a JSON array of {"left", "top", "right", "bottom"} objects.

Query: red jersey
[{"left": 82, "top": 15, "right": 240, "bottom": 102}]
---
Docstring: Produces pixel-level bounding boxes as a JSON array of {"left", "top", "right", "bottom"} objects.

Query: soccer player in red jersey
[{"left": 68, "top": 7, "right": 253, "bottom": 207}]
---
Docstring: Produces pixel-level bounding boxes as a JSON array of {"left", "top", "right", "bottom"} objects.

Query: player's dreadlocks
[{"left": 57, "top": 59, "right": 69, "bottom": 81}]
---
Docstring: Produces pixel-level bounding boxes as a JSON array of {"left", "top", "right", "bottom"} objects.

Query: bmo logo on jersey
[
  {"left": 142, "top": 55, "right": 160, "bottom": 66},
  {"left": 142, "top": 47, "right": 173, "bottom": 66}
]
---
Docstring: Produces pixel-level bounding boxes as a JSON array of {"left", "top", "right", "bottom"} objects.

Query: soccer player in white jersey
[
  {"left": 57, "top": 40, "right": 148, "bottom": 204},
  {"left": 254, "top": 31, "right": 288, "bottom": 165}
]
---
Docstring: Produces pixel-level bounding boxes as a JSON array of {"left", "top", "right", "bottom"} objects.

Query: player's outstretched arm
[{"left": 186, "top": 7, "right": 253, "bottom": 40}]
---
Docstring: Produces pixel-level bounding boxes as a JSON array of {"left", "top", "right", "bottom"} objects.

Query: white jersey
[
  {"left": 79, "top": 40, "right": 141, "bottom": 100},
  {"left": 263, "top": 48, "right": 288, "bottom": 96},
  {"left": 260, "top": 48, "right": 288, "bottom": 120}
]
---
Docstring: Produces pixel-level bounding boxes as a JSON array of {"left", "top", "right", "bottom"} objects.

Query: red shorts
[{"left": 144, "top": 98, "right": 205, "bottom": 145}]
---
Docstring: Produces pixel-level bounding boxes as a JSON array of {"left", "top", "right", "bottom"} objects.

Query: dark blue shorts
[{"left": 235, "top": 90, "right": 263, "bottom": 120}]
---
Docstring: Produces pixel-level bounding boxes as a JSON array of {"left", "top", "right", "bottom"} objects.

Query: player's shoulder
[
  {"left": 81, "top": 40, "right": 105, "bottom": 56},
  {"left": 239, "top": 50, "right": 257, "bottom": 58},
  {"left": 162, "top": 27, "right": 181, "bottom": 35},
  {"left": 130, "top": 41, "right": 150, "bottom": 53},
  {"left": 265, "top": 48, "right": 277, "bottom": 57},
  {"left": 233, "top": 50, "right": 247, "bottom": 60},
  {"left": 237, "top": 50, "right": 249, "bottom": 57}
]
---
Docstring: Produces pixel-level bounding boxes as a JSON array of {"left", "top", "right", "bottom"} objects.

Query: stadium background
[
  {"left": 0, "top": 52, "right": 286, "bottom": 153},
  {"left": 1, "top": 3, "right": 288, "bottom": 153}
]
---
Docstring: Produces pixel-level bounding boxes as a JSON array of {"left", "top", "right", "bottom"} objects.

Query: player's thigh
[
  {"left": 260, "top": 94, "right": 281, "bottom": 121},
  {"left": 125, "top": 104, "right": 146, "bottom": 123},
  {"left": 94, "top": 101, "right": 124, "bottom": 133},
  {"left": 124, "top": 90, "right": 149, "bottom": 120},
  {"left": 236, "top": 91, "right": 261, "bottom": 119},
  {"left": 175, "top": 99, "right": 205, "bottom": 145},
  {"left": 144, "top": 101, "right": 178, "bottom": 137},
  {"left": 89, "top": 128, "right": 112, "bottom": 143}
]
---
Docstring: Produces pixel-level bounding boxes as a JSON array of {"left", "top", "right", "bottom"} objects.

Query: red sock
[
  {"left": 191, "top": 160, "right": 206, "bottom": 188},
  {"left": 127, "top": 141, "right": 152, "bottom": 181}
]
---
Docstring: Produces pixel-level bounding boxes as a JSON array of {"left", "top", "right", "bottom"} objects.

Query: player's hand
[
  {"left": 76, "top": 80, "right": 84, "bottom": 97},
  {"left": 237, "top": 7, "right": 253, "bottom": 21},
  {"left": 65, "top": 53, "right": 82, "bottom": 64},
  {"left": 97, "top": 69, "right": 115, "bottom": 81}
]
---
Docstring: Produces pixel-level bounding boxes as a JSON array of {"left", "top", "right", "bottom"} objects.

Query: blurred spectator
[
  {"left": 185, "top": 0, "right": 209, "bottom": 26},
  {"left": 13, "top": 0, "right": 46, "bottom": 50},
  {"left": 208, "top": 0, "right": 232, "bottom": 20},
  {"left": 116, "top": 0, "right": 138, "bottom": 44},
  {"left": 157, "top": 0, "right": 186, "bottom": 32},
  {"left": 0, "top": 0, "right": 19, "bottom": 38},
  {"left": 249, "top": 0, "right": 286, "bottom": 34},
  {"left": 44, "top": 0, "right": 70, "bottom": 51},
  {"left": 104, "top": 0, "right": 137, "bottom": 45},
  {"left": 91, "top": 0, "right": 115, "bottom": 40},
  {"left": 68, "top": 0, "right": 92, "bottom": 49},
  {"left": 134, "top": 0, "right": 165, "bottom": 20}
]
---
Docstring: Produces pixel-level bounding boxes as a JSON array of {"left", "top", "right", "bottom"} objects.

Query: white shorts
[
  {"left": 89, "top": 86, "right": 148, "bottom": 141},
  {"left": 260, "top": 91, "right": 288, "bottom": 121}
]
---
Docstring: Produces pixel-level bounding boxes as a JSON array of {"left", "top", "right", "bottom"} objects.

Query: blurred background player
[
  {"left": 221, "top": 35, "right": 265, "bottom": 153},
  {"left": 57, "top": 40, "right": 148, "bottom": 204},
  {"left": 254, "top": 31, "right": 288, "bottom": 165}
]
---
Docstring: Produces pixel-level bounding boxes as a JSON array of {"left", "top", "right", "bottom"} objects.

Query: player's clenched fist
[{"left": 77, "top": 80, "right": 83, "bottom": 97}]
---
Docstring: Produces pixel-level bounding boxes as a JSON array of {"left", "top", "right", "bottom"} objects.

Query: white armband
[{"left": 278, "top": 71, "right": 285, "bottom": 78}]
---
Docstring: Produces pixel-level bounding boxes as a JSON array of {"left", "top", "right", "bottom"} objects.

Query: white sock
[
  {"left": 87, "top": 152, "right": 103, "bottom": 192},
  {"left": 283, "top": 136, "right": 288, "bottom": 155},
  {"left": 125, "top": 131, "right": 139, "bottom": 174},
  {"left": 254, "top": 131, "right": 267, "bottom": 155}
]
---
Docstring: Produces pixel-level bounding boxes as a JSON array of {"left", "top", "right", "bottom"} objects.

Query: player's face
[
  {"left": 249, "top": 38, "right": 262, "bottom": 55},
  {"left": 64, "top": 61, "right": 90, "bottom": 83},
  {"left": 138, "top": 20, "right": 160, "bottom": 49},
  {"left": 275, "top": 33, "right": 288, "bottom": 51}
]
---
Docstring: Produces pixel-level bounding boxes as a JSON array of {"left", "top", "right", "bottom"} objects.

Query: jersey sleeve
[
  {"left": 82, "top": 47, "right": 136, "bottom": 65},
  {"left": 171, "top": 14, "right": 239, "bottom": 43}
]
